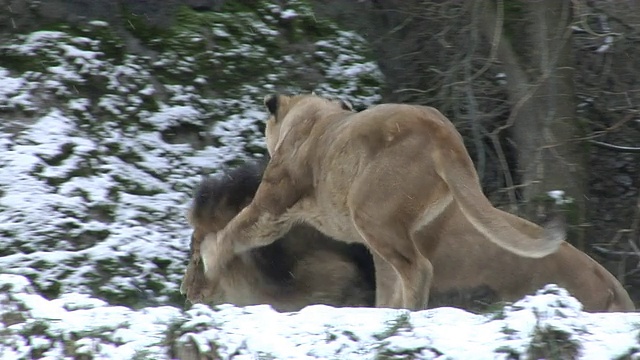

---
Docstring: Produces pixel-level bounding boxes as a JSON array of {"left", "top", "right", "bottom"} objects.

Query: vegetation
[{"left": 0, "top": 0, "right": 381, "bottom": 309}]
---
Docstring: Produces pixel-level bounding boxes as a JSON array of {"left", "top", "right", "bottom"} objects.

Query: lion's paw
[
  {"left": 200, "top": 233, "right": 218, "bottom": 275},
  {"left": 200, "top": 232, "right": 234, "bottom": 280}
]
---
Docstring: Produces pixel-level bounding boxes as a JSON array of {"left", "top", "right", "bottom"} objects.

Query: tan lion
[
  {"left": 200, "top": 93, "right": 568, "bottom": 310},
  {"left": 180, "top": 160, "right": 375, "bottom": 311},
  {"left": 183, "top": 160, "right": 634, "bottom": 312}
]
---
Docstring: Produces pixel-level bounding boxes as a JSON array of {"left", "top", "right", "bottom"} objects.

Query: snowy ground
[{"left": 2, "top": 275, "right": 639, "bottom": 359}]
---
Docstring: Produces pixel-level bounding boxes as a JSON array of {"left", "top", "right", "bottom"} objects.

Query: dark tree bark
[{"left": 477, "top": 0, "right": 587, "bottom": 247}]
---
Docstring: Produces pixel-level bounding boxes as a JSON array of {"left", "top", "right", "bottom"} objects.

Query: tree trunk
[{"left": 478, "top": 0, "right": 587, "bottom": 248}]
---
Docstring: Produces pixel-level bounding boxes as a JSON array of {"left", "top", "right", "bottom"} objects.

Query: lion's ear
[
  {"left": 264, "top": 94, "right": 279, "bottom": 115},
  {"left": 339, "top": 99, "right": 353, "bottom": 111}
]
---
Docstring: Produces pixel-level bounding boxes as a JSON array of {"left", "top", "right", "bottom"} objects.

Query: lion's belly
[{"left": 290, "top": 197, "right": 363, "bottom": 245}]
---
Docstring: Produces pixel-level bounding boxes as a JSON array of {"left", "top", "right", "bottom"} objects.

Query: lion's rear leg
[
  {"left": 351, "top": 213, "right": 433, "bottom": 310},
  {"left": 370, "top": 252, "right": 404, "bottom": 307}
]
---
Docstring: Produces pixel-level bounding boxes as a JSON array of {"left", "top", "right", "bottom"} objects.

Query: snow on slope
[
  {"left": 0, "top": 1, "right": 382, "bottom": 309},
  {"left": 2, "top": 276, "right": 639, "bottom": 360}
]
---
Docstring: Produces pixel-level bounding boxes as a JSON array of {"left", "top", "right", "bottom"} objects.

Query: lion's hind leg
[
  {"left": 370, "top": 252, "right": 404, "bottom": 307},
  {"left": 350, "top": 211, "right": 433, "bottom": 310}
]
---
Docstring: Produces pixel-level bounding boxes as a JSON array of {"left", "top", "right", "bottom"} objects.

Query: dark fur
[{"left": 190, "top": 159, "right": 267, "bottom": 226}]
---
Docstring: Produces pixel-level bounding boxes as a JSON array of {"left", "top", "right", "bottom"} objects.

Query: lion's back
[{"left": 338, "top": 103, "right": 452, "bottom": 151}]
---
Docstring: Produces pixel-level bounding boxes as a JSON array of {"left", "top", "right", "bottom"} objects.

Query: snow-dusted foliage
[
  {"left": 0, "top": 1, "right": 382, "bottom": 309},
  {"left": 170, "top": 285, "right": 640, "bottom": 359},
  {"left": 2, "top": 276, "right": 639, "bottom": 359},
  {"left": 0, "top": 274, "right": 182, "bottom": 359}
]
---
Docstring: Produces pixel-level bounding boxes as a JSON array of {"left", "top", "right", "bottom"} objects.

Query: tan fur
[
  {"left": 426, "top": 203, "right": 635, "bottom": 312},
  {"left": 200, "top": 94, "right": 567, "bottom": 310},
  {"left": 180, "top": 182, "right": 374, "bottom": 312}
]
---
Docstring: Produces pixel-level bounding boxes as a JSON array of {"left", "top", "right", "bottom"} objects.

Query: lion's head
[
  {"left": 180, "top": 160, "right": 267, "bottom": 303},
  {"left": 262, "top": 93, "right": 353, "bottom": 155}
]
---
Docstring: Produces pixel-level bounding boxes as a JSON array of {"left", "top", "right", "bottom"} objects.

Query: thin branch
[
  {"left": 443, "top": 0, "right": 503, "bottom": 89},
  {"left": 489, "top": 133, "right": 518, "bottom": 212},
  {"left": 589, "top": 140, "right": 640, "bottom": 153},
  {"left": 592, "top": 245, "right": 638, "bottom": 260}
]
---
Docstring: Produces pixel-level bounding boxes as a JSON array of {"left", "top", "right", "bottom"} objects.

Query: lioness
[
  {"left": 181, "top": 159, "right": 375, "bottom": 311},
  {"left": 200, "top": 94, "right": 566, "bottom": 310},
  {"left": 184, "top": 161, "right": 634, "bottom": 312}
]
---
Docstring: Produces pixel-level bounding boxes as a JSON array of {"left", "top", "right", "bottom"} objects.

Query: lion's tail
[{"left": 433, "top": 146, "right": 565, "bottom": 258}]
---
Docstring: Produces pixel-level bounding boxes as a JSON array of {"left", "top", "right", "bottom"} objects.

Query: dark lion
[{"left": 180, "top": 159, "right": 375, "bottom": 312}]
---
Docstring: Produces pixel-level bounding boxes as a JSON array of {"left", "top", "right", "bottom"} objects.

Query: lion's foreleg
[
  {"left": 234, "top": 206, "right": 296, "bottom": 253},
  {"left": 201, "top": 201, "right": 297, "bottom": 281}
]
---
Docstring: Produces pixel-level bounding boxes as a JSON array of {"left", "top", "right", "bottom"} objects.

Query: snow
[
  {"left": 156, "top": 288, "right": 640, "bottom": 359},
  {"left": 143, "top": 104, "right": 203, "bottom": 130},
  {"left": 0, "top": 274, "right": 182, "bottom": 359},
  {"left": 548, "top": 189, "right": 574, "bottom": 205},
  {"left": 280, "top": 9, "right": 299, "bottom": 19},
  {"left": 1, "top": 277, "right": 639, "bottom": 359}
]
